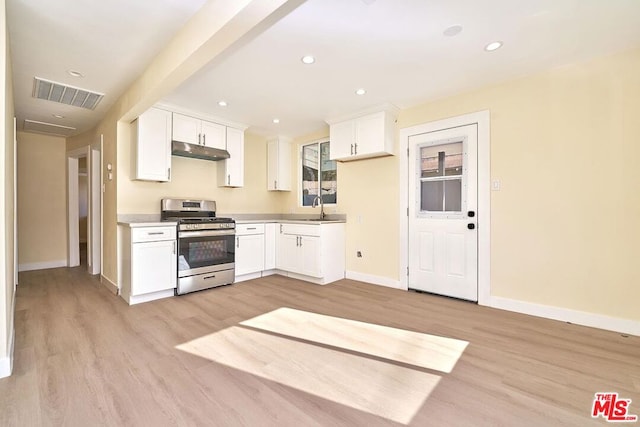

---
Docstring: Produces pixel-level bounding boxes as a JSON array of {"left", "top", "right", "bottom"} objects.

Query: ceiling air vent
[
  {"left": 32, "top": 77, "right": 104, "bottom": 110},
  {"left": 23, "top": 119, "right": 77, "bottom": 137}
]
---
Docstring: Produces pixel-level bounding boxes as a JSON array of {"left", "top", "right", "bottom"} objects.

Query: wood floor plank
[{"left": 1, "top": 267, "right": 638, "bottom": 426}]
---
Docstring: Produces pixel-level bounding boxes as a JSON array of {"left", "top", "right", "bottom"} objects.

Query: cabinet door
[
  {"left": 329, "top": 120, "right": 355, "bottom": 160},
  {"left": 172, "top": 113, "right": 200, "bottom": 145},
  {"left": 267, "top": 139, "right": 291, "bottom": 191},
  {"left": 276, "top": 233, "right": 299, "bottom": 272},
  {"left": 264, "top": 223, "right": 277, "bottom": 270},
  {"left": 219, "top": 127, "right": 244, "bottom": 187},
  {"left": 236, "top": 234, "right": 265, "bottom": 276},
  {"left": 355, "top": 112, "right": 385, "bottom": 156},
  {"left": 135, "top": 108, "right": 172, "bottom": 182},
  {"left": 299, "top": 235, "right": 322, "bottom": 277},
  {"left": 131, "top": 240, "right": 177, "bottom": 295},
  {"left": 201, "top": 120, "right": 226, "bottom": 149}
]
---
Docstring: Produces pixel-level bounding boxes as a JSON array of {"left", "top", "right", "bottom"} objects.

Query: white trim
[
  {"left": 234, "top": 272, "right": 262, "bottom": 283},
  {"left": 489, "top": 296, "right": 640, "bottom": 337},
  {"left": 399, "top": 110, "right": 491, "bottom": 303},
  {"left": 154, "top": 102, "right": 248, "bottom": 131},
  {"left": 345, "top": 271, "right": 402, "bottom": 290},
  {"left": 125, "top": 289, "right": 174, "bottom": 305},
  {"left": 18, "top": 259, "right": 67, "bottom": 272},
  {"left": 0, "top": 327, "right": 14, "bottom": 379},
  {"left": 100, "top": 275, "right": 119, "bottom": 295}
]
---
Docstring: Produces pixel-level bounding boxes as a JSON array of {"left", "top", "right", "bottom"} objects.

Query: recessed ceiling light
[
  {"left": 355, "top": 88, "right": 366, "bottom": 95},
  {"left": 443, "top": 25, "right": 463, "bottom": 37},
  {"left": 484, "top": 41, "right": 503, "bottom": 52},
  {"left": 52, "top": 114, "right": 65, "bottom": 119},
  {"left": 273, "top": 118, "right": 280, "bottom": 124},
  {"left": 218, "top": 100, "right": 227, "bottom": 107},
  {"left": 67, "top": 69, "right": 84, "bottom": 78},
  {"left": 301, "top": 55, "right": 315, "bottom": 65}
]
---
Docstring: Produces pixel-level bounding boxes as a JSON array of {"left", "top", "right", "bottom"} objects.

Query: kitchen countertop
[
  {"left": 229, "top": 214, "right": 346, "bottom": 225},
  {"left": 117, "top": 214, "right": 176, "bottom": 227}
]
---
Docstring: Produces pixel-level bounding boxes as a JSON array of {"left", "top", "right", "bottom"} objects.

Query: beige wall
[
  {"left": 1, "top": 0, "right": 16, "bottom": 369},
  {"left": 400, "top": 48, "right": 639, "bottom": 321},
  {"left": 16, "top": 132, "right": 68, "bottom": 267},
  {"left": 281, "top": 129, "right": 400, "bottom": 280}
]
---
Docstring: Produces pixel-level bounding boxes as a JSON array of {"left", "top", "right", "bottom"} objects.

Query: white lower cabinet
[
  {"left": 235, "top": 224, "right": 265, "bottom": 276},
  {"left": 119, "top": 225, "right": 177, "bottom": 305},
  {"left": 276, "top": 223, "right": 345, "bottom": 284}
]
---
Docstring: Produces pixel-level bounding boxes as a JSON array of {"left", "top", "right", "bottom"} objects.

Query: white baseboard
[
  {"left": 345, "top": 271, "right": 403, "bottom": 290},
  {"left": 100, "top": 275, "right": 119, "bottom": 295},
  {"left": 18, "top": 259, "right": 67, "bottom": 272},
  {"left": 488, "top": 296, "right": 640, "bottom": 337},
  {"left": 0, "top": 326, "right": 14, "bottom": 379},
  {"left": 235, "top": 272, "right": 262, "bottom": 283}
]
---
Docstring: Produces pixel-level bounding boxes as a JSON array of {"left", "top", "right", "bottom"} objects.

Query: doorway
[
  {"left": 67, "top": 140, "right": 101, "bottom": 275},
  {"left": 399, "top": 111, "right": 491, "bottom": 304}
]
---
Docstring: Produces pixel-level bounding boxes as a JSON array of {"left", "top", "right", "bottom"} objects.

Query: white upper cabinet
[
  {"left": 172, "top": 112, "right": 226, "bottom": 149},
  {"left": 218, "top": 127, "right": 244, "bottom": 187},
  {"left": 267, "top": 137, "right": 291, "bottom": 191},
  {"left": 133, "top": 107, "right": 172, "bottom": 182},
  {"left": 329, "top": 110, "right": 397, "bottom": 161}
]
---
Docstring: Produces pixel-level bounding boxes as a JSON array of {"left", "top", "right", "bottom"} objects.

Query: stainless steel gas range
[{"left": 161, "top": 199, "right": 235, "bottom": 295}]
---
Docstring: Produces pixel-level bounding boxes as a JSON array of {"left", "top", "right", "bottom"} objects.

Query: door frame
[
  {"left": 399, "top": 111, "right": 491, "bottom": 305},
  {"left": 67, "top": 142, "right": 102, "bottom": 274}
]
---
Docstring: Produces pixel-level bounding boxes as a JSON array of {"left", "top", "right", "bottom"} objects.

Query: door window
[{"left": 418, "top": 140, "right": 465, "bottom": 215}]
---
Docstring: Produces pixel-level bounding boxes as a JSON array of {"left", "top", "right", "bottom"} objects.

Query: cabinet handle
[
  {"left": 198, "top": 133, "right": 201, "bottom": 145},
  {"left": 274, "top": 180, "right": 277, "bottom": 190},
  {"left": 247, "top": 227, "right": 257, "bottom": 230},
  {"left": 203, "top": 134, "right": 206, "bottom": 145},
  {"left": 147, "top": 232, "right": 164, "bottom": 235},
  {"left": 350, "top": 144, "right": 354, "bottom": 155},
  {"left": 228, "top": 174, "right": 230, "bottom": 185},
  {"left": 280, "top": 224, "right": 283, "bottom": 234},
  {"left": 167, "top": 167, "right": 171, "bottom": 181},
  {"left": 237, "top": 237, "right": 239, "bottom": 248},
  {"left": 354, "top": 143, "right": 358, "bottom": 155},
  {"left": 173, "top": 241, "right": 176, "bottom": 254},
  {"left": 299, "top": 236, "right": 303, "bottom": 247}
]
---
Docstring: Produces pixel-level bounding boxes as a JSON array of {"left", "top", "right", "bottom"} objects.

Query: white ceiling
[
  {"left": 7, "top": 0, "right": 207, "bottom": 136},
  {"left": 8, "top": 0, "right": 640, "bottom": 139}
]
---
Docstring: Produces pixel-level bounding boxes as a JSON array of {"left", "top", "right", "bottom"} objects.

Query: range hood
[{"left": 171, "top": 140, "right": 230, "bottom": 161}]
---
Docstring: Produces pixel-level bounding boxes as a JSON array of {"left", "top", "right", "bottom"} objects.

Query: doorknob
[{"left": 467, "top": 223, "right": 475, "bottom": 230}]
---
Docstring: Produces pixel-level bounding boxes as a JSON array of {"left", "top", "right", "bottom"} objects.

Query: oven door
[{"left": 177, "top": 229, "right": 235, "bottom": 277}]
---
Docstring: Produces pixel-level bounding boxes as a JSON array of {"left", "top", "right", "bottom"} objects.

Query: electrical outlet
[{"left": 357, "top": 251, "right": 362, "bottom": 258}]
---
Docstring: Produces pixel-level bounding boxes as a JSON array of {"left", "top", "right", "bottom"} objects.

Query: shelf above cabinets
[{"left": 328, "top": 110, "right": 397, "bottom": 161}]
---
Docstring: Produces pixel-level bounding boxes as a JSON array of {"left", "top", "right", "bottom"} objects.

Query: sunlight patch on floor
[
  {"left": 241, "top": 307, "right": 468, "bottom": 373},
  {"left": 176, "top": 308, "right": 469, "bottom": 424},
  {"left": 177, "top": 325, "right": 441, "bottom": 424}
]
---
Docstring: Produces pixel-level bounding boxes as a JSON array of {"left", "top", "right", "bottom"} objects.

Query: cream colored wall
[
  {"left": 117, "top": 128, "right": 284, "bottom": 214},
  {"left": 402, "top": 47, "right": 640, "bottom": 321},
  {"left": 282, "top": 129, "right": 399, "bottom": 280},
  {"left": 16, "top": 132, "right": 68, "bottom": 266},
  {"left": 1, "top": 0, "right": 15, "bottom": 368}
]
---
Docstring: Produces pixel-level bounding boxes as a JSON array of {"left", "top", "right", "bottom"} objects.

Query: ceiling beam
[{"left": 112, "top": 0, "right": 306, "bottom": 123}]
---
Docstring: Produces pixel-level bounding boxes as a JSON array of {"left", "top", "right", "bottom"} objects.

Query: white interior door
[{"left": 408, "top": 124, "right": 478, "bottom": 301}]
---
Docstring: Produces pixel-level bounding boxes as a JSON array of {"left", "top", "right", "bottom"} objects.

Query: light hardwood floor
[{"left": 1, "top": 267, "right": 638, "bottom": 426}]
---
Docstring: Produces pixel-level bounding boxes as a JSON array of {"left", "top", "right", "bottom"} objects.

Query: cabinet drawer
[
  {"left": 280, "top": 223, "right": 320, "bottom": 237},
  {"left": 236, "top": 223, "right": 265, "bottom": 235},
  {"left": 131, "top": 226, "right": 176, "bottom": 243}
]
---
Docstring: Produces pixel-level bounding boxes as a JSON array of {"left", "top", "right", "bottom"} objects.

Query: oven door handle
[{"left": 179, "top": 230, "right": 235, "bottom": 238}]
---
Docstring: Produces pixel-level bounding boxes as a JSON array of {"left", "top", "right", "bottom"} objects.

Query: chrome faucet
[{"left": 312, "top": 195, "right": 326, "bottom": 220}]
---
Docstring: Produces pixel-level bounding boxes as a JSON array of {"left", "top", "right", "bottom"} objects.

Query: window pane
[
  {"left": 420, "top": 179, "right": 462, "bottom": 212},
  {"left": 302, "top": 144, "right": 318, "bottom": 206},
  {"left": 420, "top": 181, "right": 444, "bottom": 211},
  {"left": 444, "top": 179, "right": 462, "bottom": 211},
  {"left": 320, "top": 142, "right": 337, "bottom": 204},
  {"left": 420, "top": 142, "right": 463, "bottom": 178}
]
